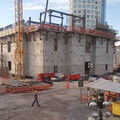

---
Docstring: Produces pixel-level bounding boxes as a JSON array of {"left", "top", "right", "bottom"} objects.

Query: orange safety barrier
[
  {"left": 68, "top": 74, "right": 80, "bottom": 81},
  {"left": 71, "top": 26, "right": 115, "bottom": 39},
  {"left": 24, "top": 23, "right": 115, "bottom": 39},
  {"left": 104, "top": 76, "right": 109, "bottom": 80},
  {"left": 24, "top": 25, "right": 37, "bottom": 32},
  {"left": 39, "top": 24, "right": 66, "bottom": 32},
  {"left": 25, "top": 23, "right": 67, "bottom": 33},
  {"left": 66, "top": 82, "right": 69, "bottom": 89},
  {"left": 8, "top": 84, "right": 51, "bottom": 94},
  {"left": 37, "top": 73, "right": 55, "bottom": 81}
]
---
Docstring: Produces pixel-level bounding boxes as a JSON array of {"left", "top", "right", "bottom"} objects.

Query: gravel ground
[{"left": 0, "top": 81, "right": 119, "bottom": 120}]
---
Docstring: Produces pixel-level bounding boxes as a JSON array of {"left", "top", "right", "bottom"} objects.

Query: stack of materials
[
  {"left": 5, "top": 79, "right": 51, "bottom": 94},
  {"left": 0, "top": 85, "right": 6, "bottom": 94}
]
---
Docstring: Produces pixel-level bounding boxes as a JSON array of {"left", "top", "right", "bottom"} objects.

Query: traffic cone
[{"left": 66, "top": 82, "right": 69, "bottom": 89}]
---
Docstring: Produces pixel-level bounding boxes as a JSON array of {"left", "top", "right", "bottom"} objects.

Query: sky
[{"left": 0, "top": 0, "right": 119, "bottom": 36}]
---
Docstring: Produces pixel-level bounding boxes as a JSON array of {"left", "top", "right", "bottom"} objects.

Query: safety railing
[{"left": 0, "top": 23, "right": 116, "bottom": 39}]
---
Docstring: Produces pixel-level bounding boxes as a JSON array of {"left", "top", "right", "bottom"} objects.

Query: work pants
[{"left": 32, "top": 99, "right": 40, "bottom": 107}]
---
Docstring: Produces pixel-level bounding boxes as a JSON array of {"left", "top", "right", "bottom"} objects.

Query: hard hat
[
  {"left": 61, "top": 74, "right": 65, "bottom": 78},
  {"left": 34, "top": 91, "right": 37, "bottom": 94}
]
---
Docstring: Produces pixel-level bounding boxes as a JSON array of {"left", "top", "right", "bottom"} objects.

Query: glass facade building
[{"left": 69, "top": 0, "right": 106, "bottom": 29}]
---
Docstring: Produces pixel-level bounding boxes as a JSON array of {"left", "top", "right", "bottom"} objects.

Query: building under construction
[{"left": 0, "top": 9, "right": 117, "bottom": 78}]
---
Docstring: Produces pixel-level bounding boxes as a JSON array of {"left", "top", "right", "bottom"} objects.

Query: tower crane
[
  {"left": 14, "top": 0, "right": 49, "bottom": 80},
  {"left": 14, "top": 0, "right": 24, "bottom": 80}
]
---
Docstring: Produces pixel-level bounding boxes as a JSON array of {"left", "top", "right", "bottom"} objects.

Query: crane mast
[{"left": 15, "top": 0, "right": 24, "bottom": 80}]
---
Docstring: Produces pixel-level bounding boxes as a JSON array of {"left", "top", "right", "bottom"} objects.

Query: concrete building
[
  {"left": 0, "top": 23, "right": 115, "bottom": 78},
  {"left": 69, "top": 0, "right": 106, "bottom": 29},
  {"left": 114, "top": 45, "right": 120, "bottom": 67}
]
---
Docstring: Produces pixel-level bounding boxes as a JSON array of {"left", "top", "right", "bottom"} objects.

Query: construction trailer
[{"left": 0, "top": 9, "right": 118, "bottom": 78}]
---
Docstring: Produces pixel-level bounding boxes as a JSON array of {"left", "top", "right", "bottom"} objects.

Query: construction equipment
[
  {"left": 112, "top": 102, "right": 120, "bottom": 116},
  {"left": 69, "top": 74, "right": 80, "bottom": 81},
  {"left": 14, "top": 0, "right": 50, "bottom": 80},
  {"left": 44, "top": 0, "right": 49, "bottom": 23},
  {"left": 14, "top": 0, "right": 24, "bottom": 80},
  {"left": 42, "top": 75, "right": 53, "bottom": 86},
  {"left": 37, "top": 73, "right": 55, "bottom": 81}
]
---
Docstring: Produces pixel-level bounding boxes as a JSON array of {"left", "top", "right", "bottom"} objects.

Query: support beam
[
  {"left": 44, "top": 0, "right": 49, "bottom": 23},
  {"left": 40, "top": 9, "right": 84, "bottom": 27}
]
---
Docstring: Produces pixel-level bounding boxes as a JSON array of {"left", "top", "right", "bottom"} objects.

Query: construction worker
[
  {"left": 32, "top": 91, "right": 40, "bottom": 107},
  {"left": 61, "top": 74, "right": 65, "bottom": 78}
]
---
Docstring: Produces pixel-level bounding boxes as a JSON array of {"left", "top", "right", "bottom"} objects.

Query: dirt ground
[{"left": 0, "top": 81, "right": 119, "bottom": 120}]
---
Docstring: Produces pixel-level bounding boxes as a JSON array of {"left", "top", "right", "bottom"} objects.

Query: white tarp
[{"left": 84, "top": 78, "right": 120, "bottom": 94}]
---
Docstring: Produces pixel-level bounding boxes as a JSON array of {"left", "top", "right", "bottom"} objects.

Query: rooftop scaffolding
[{"left": 0, "top": 9, "right": 118, "bottom": 40}]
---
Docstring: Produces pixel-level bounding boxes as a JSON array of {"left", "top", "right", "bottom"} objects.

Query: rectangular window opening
[
  {"left": 8, "top": 61, "right": 11, "bottom": 71},
  {"left": 54, "top": 65, "right": 58, "bottom": 73},
  {"left": 105, "top": 64, "right": 108, "bottom": 70},
  {"left": 54, "top": 39, "right": 58, "bottom": 51},
  {"left": 8, "top": 41, "right": 11, "bottom": 52}
]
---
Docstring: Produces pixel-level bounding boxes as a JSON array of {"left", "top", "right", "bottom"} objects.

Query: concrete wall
[
  {"left": 26, "top": 32, "right": 43, "bottom": 77},
  {"left": 95, "top": 38, "right": 114, "bottom": 75},
  {"left": 114, "top": 46, "right": 120, "bottom": 67},
  {"left": 0, "top": 36, "right": 16, "bottom": 75},
  {"left": 42, "top": 31, "right": 66, "bottom": 74},
  {"left": 0, "top": 29, "right": 114, "bottom": 77},
  {"left": 65, "top": 33, "right": 85, "bottom": 75}
]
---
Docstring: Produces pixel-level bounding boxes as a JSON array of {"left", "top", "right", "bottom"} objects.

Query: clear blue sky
[{"left": 0, "top": 0, "right": 119, "bottom": 36}]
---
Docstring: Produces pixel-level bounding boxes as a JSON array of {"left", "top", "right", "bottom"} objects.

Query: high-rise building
[{"left": 69, "top": 0, "right": 106, "bottom": 29}]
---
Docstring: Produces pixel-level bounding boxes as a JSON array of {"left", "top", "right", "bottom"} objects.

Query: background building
[{"left": 69, "top": 0, "right": 106, "bottom": 29}]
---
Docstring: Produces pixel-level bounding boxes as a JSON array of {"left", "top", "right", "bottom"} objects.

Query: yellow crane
[
  {"left": 14, "top": 0, "right": 49, "bottom": 80},
  {"left": 14, "top": 0, "right": 24, "bottom": 80}
]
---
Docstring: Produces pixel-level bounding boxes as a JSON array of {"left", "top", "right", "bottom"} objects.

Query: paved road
[{"left": 0, "top": 81, "right": 119, "bottom": 120}]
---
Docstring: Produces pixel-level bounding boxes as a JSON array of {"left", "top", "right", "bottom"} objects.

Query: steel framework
[
  {"left": 40, "top": 9, "right": 86, "bottom": 28},
  {"left": 15, "top": 0, "right": 24, "bottom": 80}
]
